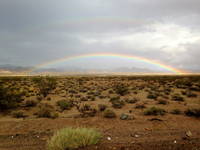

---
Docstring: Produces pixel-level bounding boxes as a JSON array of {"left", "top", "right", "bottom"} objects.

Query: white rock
[
  {"left": 174, "top": 140, "right": 177, "bottom": 144},
  {"left": 107, "top": 137, "right": 111, "bottom": 140},
  {"left": 135, "top": 134, "right": 139, "bottom": 138}
]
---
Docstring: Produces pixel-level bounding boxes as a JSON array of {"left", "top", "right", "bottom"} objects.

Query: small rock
[
  {"left": 120, "top": 113, "right": 134, "bottom": 120},
  {"left": 120, "top": 113, "right": 129, "bottom": 120}
]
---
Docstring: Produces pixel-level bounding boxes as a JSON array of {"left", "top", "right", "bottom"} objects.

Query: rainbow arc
[{"left": 27, "top": 53, "right": 186, "bottom": 74}]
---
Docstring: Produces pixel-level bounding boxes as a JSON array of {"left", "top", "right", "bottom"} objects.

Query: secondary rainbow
[{"left": 27, "top": 53, "right": 185, "bottom": 74}]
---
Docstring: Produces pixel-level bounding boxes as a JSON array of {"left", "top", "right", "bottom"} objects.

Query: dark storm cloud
[{"left": 0, "top": 0, "right": 199, "bottom": 71}]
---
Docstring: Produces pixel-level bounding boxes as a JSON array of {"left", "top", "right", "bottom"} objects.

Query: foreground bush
[
  {"left": 144, "top": 107, "right": 166, "bottom": 116},
  {"left": 47, "top": 127, "right": 101, "bottom": 150}
]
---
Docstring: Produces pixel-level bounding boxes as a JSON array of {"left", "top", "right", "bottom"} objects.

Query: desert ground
[{"left": 0, "top": 75, "right": 200, "bottom": 150}]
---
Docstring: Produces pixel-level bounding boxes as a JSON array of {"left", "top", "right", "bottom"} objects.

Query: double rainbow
[{"left": 27, "top": 53, "right": 185, "bottom": 74}]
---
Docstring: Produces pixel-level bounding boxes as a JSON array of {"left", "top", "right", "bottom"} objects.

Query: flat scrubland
[{"left": 0, "top": 75, "right": 200, "bottom": 150}]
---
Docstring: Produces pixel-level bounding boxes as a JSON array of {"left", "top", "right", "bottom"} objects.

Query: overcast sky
[{"left": 0, "top": 0, "right": 200, "bottom": 72}]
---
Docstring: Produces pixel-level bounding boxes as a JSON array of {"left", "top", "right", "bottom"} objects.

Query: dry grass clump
[{"left": 47, "top": 127, "right": 101, "bottom": 150}]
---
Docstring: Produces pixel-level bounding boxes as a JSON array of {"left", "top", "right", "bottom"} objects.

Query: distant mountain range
[{"left": 0, "top": 64, "right": 199, "bottom": 75}]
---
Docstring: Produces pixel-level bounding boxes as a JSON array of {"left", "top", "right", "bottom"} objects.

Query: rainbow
[{"left": 27, "top": 53, "right": 186, "bottom": 74}]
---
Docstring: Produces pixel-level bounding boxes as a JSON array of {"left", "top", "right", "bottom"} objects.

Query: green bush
[
  {"left": 57, "top": 100, "right": 73, "bottom": 111},
  {"left": 144, "top": 107, "right": 166, "bottom": 116},
  {"left": 47, "top": 127, "right": 101, "bottom": 150},
  {"left": 103, "top": 109, "right": 116, "bottom": 118}
]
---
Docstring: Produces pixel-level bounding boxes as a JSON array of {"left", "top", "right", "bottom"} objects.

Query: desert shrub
[
  {"left": 109, "top": 96, "right": 120, "bottom": 103},
  {"left": 125, "top": 97, "right": 139, "bottom": 104},
  {"left": 78, "top": 104, "right": 97, "bottom": 117},
  {"left": 37, "top": 96, "right": 43, "bottom": 101},
  {"left": 47, "top": 97, "right": 51, "bottom": 101},
  {"left": 185, "top": 90, "right": 197, "bottom": 98},
  {"left": 25, "top": 100, "right": 38, "bottom": 107},
  {"left": 181, "top": 90, "right": 187, "bottom": 95},
  {"left": 109, "top": 96, "right": 125, "bottom": 109},
  {"left": 111, "top": 100, "right": 125, "bottom": 109},
  {"left": 35, "top": 103, "right": 58, "bottom": 119},
  {"left": 144, "top": 107, "right": 166, "bottom": 116},
  {"left": 0, "top": 85, "right": 25, "bottom": 110},
  {"left": 190, "top": 85, "right": 200, "bottom": 91},
  {"left": 47, "top": 127, "right": 101, "bottom": 150},
  {"left": 12, "top": 111, "right": 26, "bottom": 118},
  {"left": 57, "top": 100, "right": 73, "bottom": 111},
  {"left": 103, "top": 109, "right": 116, "bottom": 118},
  {"left": 147, "top": 92, "right": 158, "bottom": 100},
  {"left": 171, "top": 109, "right": 181, "bottom": 115},
  {"left": 185, "top": 108, "right": 200, "bottom": 117},
  {"left": 80, "top": 97, "right": 88, "bottom": 101},
  {"left": 157, "top": 99, "right": 168, "bottom": 105},
  {"left": 113, "top": 83, "right": 129, "bottom": 96},
  {"left": 108, "top": 89, "right": 114, "bottom": 94},
  {"left": 98, "top": 104, "right": 107, "bottom": 111},
  {"left": 135, "top": 103, "right": 146, "bottom": 109},
  {"left": 33, "top": 76, "right": 57, "bottom": 97},
  {"left": 172, "top": 94, "right": 184, "bottom": 101}
]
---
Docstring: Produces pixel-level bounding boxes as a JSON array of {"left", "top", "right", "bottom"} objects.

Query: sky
[{"left": 0, "top": 0, "right": 200, "bottom": 72}]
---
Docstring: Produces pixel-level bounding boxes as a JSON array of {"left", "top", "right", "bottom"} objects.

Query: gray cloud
[{"left": 0, "top": 0, "right": 200, "bottom": 72}]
